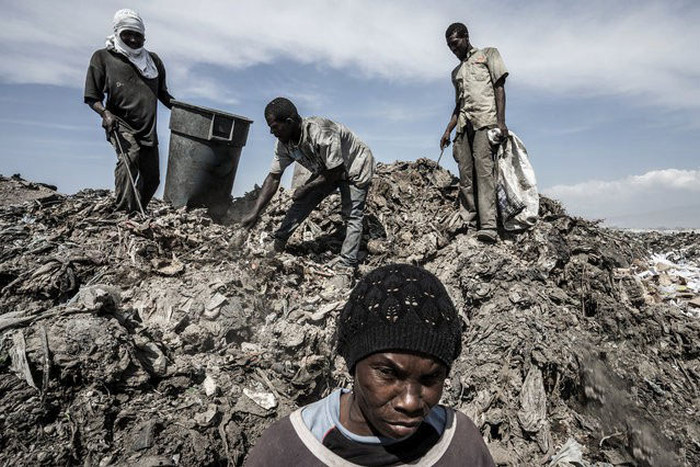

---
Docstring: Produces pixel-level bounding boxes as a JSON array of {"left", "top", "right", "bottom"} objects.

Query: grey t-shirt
[
  {"left": 269, "top": 117, "right": 375, "bottom": 187},
  {"left": 84, "top": 48, "right": 172, "bottom": 146}
]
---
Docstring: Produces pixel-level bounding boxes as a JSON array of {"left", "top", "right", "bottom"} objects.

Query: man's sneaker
[
  {"left": 273, "top": 238, "right": 287, "bottom": 252},
  {"left": 476, "top": 229, "right": 498, "bottom": 243}
]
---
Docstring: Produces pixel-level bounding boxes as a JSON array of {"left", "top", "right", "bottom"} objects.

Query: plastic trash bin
[{"left": 163, "top": 100, "right": 253, "bottom": 219}]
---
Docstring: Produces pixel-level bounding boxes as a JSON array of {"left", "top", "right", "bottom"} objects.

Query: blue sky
[{"left": 1, "top": 0, "right": 699, "bottom": 228}]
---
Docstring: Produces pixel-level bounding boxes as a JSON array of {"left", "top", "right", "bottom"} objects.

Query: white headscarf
[{"left": 105, "top": 9, "right": 159, "bottom": 79}]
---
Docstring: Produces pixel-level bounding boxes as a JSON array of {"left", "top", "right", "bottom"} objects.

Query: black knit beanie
[{"left": 336, "top": 264, "right": 462, "bottom": 372}]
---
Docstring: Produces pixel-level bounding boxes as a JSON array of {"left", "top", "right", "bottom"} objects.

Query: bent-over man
[
  {"left": 440, "top": 22, "right": 508, "bottom": 243},
  {"left": 241, "top": 98, "right": 374, "bottom": 272},
  {"left": 84, "top": 9, "right": 174, "bottom": 213}
]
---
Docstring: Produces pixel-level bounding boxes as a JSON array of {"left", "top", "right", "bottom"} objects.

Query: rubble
[{"left": 1, "top": 163, "right": 699, "bottom": 466}]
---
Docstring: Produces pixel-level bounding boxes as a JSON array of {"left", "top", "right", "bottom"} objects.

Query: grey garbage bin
[{"left": 164, "top": 100, "right": 253, "bottom": 219}]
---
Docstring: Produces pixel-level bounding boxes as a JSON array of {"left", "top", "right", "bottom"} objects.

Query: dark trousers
[
  {"left": 109, "top": 129, "right": 160, "bottom": 213},
  {"left": 452, "top": 124, "right": 497, "bottom": 231}
]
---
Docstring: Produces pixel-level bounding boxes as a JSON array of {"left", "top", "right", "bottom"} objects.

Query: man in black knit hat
[{"left": 246, "top": 264, "right": 495, "bottom": 466}]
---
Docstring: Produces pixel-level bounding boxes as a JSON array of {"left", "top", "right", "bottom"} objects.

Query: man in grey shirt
[
  {"left": 440, "top": 22, "right": 509, "bottom": 243},
  {"left": 84, "top": 9, "right": 174, "bottom": 213},
  {"left": 241, "top": 97, "right": 374, "bottom": 272}
]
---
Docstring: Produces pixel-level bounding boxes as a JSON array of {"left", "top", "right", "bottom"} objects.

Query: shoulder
[
  {"left": 452, "top": 409, "right": 481, "bottom": 435},
  {"left": 306, "top": 116, "right": 332, "bottom": 131},
  {"left": 148, "top": 51, "right": 164, "bottom": 65},
  {"left": 481, "top": 47, "right": 503, "bottom": 60},
  {"left": 306, "top": 117, "right": 338, "bottom": 141},
  {"left": 245, "top": 415, "right": 298, "bottom": 464},
  {"left": 445, "top": 409, "right": 495, "bottom": 465},
  {"left": 148, "top": 51, "right": 167, "bottom": 71},
  {"left": 89, "top": 48, "right": 109, "bottom": 64}
]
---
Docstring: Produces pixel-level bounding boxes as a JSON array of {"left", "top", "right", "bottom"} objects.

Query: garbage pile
[
  {"left": 621, "top": 232, "right": 700, "bottom": 317},
  {"left": 1, "top": 163, "right": 698, "bottom": 466}
]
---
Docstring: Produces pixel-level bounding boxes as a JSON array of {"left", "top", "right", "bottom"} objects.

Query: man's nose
[{"left": 394, "top": 383, "right": 423, "bottom": 415}]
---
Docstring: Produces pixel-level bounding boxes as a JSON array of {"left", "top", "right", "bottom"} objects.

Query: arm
[
  {"left": 440, "top": 103, "right": 459, "bottom": 150},
  {"left": 441, "top": 74, "right": 461, "bottom": 150},
  {"left": 155, "top": 55, "right": 175, "bottom": 109},
  {"left": 84, "top": 52, "right": 117, "bottom": 132},
  {"left": 494, "top": 76, "right": 508, "bottom": 139},
  {"left": 293, "top": 165, "right": 344, "bottom": 200},
  {"left": 86, "top": 98, "right": 117, "bottom": 133},
  {"left": 240, "top": 172, "right": 282, "bottom": 227},
  {"left": 159, "top": 89, "right": 175, "bottom": 109}
]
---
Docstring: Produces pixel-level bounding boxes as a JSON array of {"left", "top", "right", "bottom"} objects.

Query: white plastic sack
[{"left": 488, "top": 129, "right": 539, "bottom": 231}]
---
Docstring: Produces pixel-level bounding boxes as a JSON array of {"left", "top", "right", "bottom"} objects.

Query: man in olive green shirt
[{"left": 440, "top": 22, "right": 508, "bottom": 243}]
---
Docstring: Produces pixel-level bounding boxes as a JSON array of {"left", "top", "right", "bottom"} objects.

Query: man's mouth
[{"left": 385, "top": 420, "right": 422, "bottom": 437}]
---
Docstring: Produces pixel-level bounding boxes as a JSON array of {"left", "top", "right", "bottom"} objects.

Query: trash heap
[
  {"left": 0, "top": 164, "right": 698, "bottom": 466},
  {"left": 620, "top": 232, "right": 700, "bottom": 317}
]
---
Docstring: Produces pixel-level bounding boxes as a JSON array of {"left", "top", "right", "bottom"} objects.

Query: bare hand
[
  {"left": 240, "top": 211, "right": 259, "bottom": 228},
  {"left": 102, "top": 111, "right": 117, "bottom": 132},
  {"left": 497, "top": 123, "right": 509, "bottom": 140},
  {"left": 440, "top": 132, "right": 452, "bottom": 150},
  {"left": 292, "top": 186, "right": 308, "bottom": 201}
]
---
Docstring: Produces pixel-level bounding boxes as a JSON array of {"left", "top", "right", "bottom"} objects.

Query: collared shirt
[
  {"left": 451, "top": 46, "right": 508, "bottom": 132},
  {"left": 269, "top": 117, "right": 374, "bottom": 187}
]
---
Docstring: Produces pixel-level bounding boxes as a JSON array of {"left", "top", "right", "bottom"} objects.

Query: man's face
[
  {"left": 119, "top": 30, "right": 145, "bottom": 50},
  {"left": 446, "top": 32, "right": 469, "bottom": 60},
  {"left": 266, "top": 114, "right": 297, "bottom": 144},
  {"left": 352, "top": 352, "right": 448, "bottom": 439}
]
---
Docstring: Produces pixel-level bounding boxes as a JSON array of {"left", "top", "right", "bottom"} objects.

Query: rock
[
  {"left": 203, "top": 374, "right": 218, "bottom": 397},
  {"left": 243, "top": 388, "right": 277, "bottom": 411},
  {"left": 131, "top": 420, "right": 158, "bottom": 451},
  {"left": 194, "top": 404, "right": 219, "bottom": 427}
]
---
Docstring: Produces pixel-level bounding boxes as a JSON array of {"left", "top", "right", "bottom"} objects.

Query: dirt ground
[{"left": 0, "top": 164, "right": 698, "bottom": 466}]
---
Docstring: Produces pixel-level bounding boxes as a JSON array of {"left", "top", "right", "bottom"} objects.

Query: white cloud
[
  {"left": 1, "top": 0, "right": 699, "bottom": 112},
  {"left": 544, "top": 168, "right": 700, "bottom": 221},
  {"left": 175, "top": 74, "right": 241, "bottom": 106}
]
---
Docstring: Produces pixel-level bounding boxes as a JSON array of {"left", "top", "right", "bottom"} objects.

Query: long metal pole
[
  {"left": 436, "top": 147, "right": 445, "bottom": 167},
  {"left": 112, "top": 129, "right": 146, "bottom": 217}
]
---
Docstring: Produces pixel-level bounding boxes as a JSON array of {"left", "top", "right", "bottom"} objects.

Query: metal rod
[
  {"left": 112, "top": 129, "right": 146, "bottom": 217},
  {"left": 436, "top": 147, "right": 445, "bottom": 167}
]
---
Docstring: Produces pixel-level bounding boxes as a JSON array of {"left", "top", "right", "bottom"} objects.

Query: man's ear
[{"left": 286, "top": 117, "right": 295, "bottom": 125}]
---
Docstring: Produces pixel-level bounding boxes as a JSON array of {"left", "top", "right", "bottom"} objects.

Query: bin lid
[{"left": 171, "top": 100, "right": 253, "bottom": 123}]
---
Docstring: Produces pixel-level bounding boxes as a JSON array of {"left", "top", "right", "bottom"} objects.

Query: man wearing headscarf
[{"left": 84, "top": 9, "right": 175, "bottom": 213}]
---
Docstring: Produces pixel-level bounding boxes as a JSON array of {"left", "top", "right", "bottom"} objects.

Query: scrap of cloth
[{"left": 105, "top": 9, "right": 158, "bottom": 79}]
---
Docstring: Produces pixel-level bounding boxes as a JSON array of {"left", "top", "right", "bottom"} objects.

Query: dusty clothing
[
  {"left": 245, "top": 391, "right": 494, "bottom": 466},
  {"left": 450, "top": 46, "right": 506, "bottom": 232},
  {"left": 451, "top": 47, "right": 508, "bottom": 133},
  {"left": 274, "top": 180, "right": 368, "bottom": 268},
  {"left": 453, "top": 127, "right": 497, "bottom": 231},
  {"left": 109, "top": 127, "right": 159, "bottom": 213},
  {"left": 84, "top": 48, "right": 171, "bottom": 146},
  {"left": 269, "top": 117, "right": 375, "bottom": 188},
  {"left": 300, "top": 389, "right": 446, "bottom": 465}
]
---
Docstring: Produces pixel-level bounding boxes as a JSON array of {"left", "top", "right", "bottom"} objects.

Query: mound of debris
[{"left": 1, "top": 162, "right": 698, "bottom": 466}]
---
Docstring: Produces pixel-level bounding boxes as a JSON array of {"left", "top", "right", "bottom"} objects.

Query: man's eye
[
  {"left": 422, "top": 373, "right": 444, "bottom": 385},
  {"left": 377, "top": 367, "right": 395, "bottom": 377}
]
